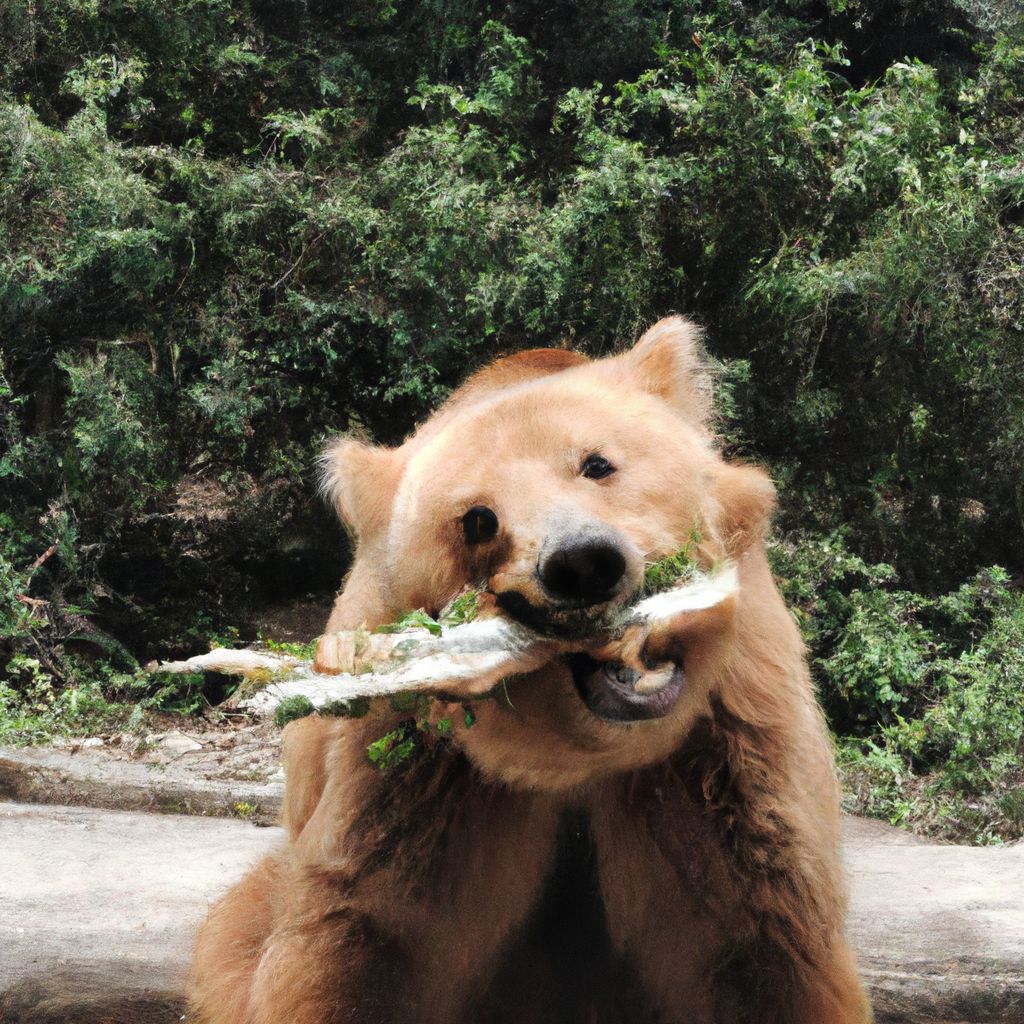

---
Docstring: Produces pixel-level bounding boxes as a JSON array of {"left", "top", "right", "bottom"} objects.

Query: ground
[{"left": 1, "top": 794, "right": 1022, "bottom": 1024}]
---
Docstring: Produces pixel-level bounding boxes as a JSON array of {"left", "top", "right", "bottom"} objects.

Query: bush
[
  {"left": 772, "top": 537, "right": 1024, "bottom": 841},
  {"left": 1, "top": 0, "right": 1022, "bottom": 839}
]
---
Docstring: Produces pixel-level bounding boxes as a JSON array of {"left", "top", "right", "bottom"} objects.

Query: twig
[
  {"left": 15, "top": 541, "right": 60, "bottom": 608},
  {"left": 271, "top": 232, "right": 325, "bottom": 290},
  {"left": 29, "top": 540, "right": 59, "bottom": 572}
]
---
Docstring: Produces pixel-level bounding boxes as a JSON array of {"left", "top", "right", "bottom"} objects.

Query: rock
[
  {"left": 844, "top": 816, "right": 1024, "bottom": 1022},
  {"left": 150, "top": 730, "right": 204, "bottom": 757},
  {"left": 1, "top": 804, "right": 1022, "bottom": 1022}
]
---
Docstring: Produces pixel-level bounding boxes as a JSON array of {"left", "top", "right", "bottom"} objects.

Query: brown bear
[{"left": 189, "top": 317, "right": 872, "bottom": 1024}]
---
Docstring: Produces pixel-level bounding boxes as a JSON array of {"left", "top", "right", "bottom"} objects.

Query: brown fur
[{"left": 189, "top": 316, "right": 872, "bottom": 1023}]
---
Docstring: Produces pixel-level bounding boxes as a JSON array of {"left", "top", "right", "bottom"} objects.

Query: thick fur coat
[{"left": 189, "top": 318, "right": 872, "bottom": 1023}]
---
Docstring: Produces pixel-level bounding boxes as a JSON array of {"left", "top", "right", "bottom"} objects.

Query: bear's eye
[
  {"left": 463, "top": 505, "right": 499, "bottom": 545},
  {"left": 580, "top": 454, "right": 616, "bottom": 480}
]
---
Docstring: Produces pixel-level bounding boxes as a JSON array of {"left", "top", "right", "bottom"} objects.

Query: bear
[{"left": 188, "top": 316, "right": 872, "bottom": 1024}]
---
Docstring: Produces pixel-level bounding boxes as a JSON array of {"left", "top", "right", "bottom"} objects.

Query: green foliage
[
  {"left": 0, "top": 651, "right": 188, "bottom": 743},
  {"left": 374, "top": 590, "right": 481, "bottom": 636},
  {"left": 1, "top": 0, "right": 1022, "bottom": 838},
  {"left": 772, "top": 536, "right": 1024, "bottom": 840},
  {"left": 441, "top": 591, "right": 480, "bottom": 627},
  {"left": 366, "top": 722, "right": 419, "bottom": 771},
  {"left": 273, "top": 694, "right": 316, "bottom": 727},
  {"left": 139, "top": 670, "right": 207, "bottom": 717},
  {"left": 640, "top": 531, "right": 703, "bottom": 596},
  {"left": 260, "top": 635, "right": 318, "bottom": 660},
  {"left": 232, "top": 801, "right": 257, "bottom": 820},
  {"left": 0, "top": 657, "right": 125, "bottom": 743},
  {"left": 376, "top": 610, "right": 444, "bottom": 637}
]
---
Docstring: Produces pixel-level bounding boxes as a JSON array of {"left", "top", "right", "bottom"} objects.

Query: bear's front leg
[
  {"left": 588, "top": 702, "right": 872, "bottom": 1024},
  {"left": 243, "top": 729, "right": 562, "bottom": 1024}
]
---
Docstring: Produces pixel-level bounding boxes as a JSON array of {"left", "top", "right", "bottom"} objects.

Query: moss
[
  {"left": 273, "top": 695, "right": 315, "bottom": 727},
  {"left": 639, "top": 530, "right": 703, "bottom": 597}
]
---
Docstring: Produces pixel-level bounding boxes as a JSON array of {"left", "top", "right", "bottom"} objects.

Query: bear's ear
[
  {"left": 319, "top": 437, "right": 402, "bottom": 540},
  {"left": 625, "top": 315, "right": 711, "bottom": 425},
  {"left": 713, "top": 462, "right": 777, "bottom": 556}
]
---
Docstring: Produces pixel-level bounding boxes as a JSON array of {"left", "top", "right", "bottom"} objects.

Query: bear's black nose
[{"left": 539, "top": 540, "right": 627, "bottom": 604}]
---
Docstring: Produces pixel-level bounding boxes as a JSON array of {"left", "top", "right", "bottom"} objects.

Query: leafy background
[{"left": 2, "top": 0, "right": 1023, "bottom": 840}]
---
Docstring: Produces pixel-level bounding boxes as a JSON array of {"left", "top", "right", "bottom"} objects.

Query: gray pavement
[
  {"left": 1, "top": 800, "right": 1022, "bottom": 1022},
  {"left": 0, "top": 802, "right": 275, "bottom": 1023}
]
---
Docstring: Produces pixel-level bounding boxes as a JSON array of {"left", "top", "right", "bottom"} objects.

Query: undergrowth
[
  {"left": 1, "top": 0, "right": 1022, "bottom": 841},
  {"left": 771, "top": 536, "right": 1024, "bottom": 843}
]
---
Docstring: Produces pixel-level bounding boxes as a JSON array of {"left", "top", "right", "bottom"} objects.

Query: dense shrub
[
  {"left": 1, "top": 0, "right": 1021, "bottom": 837},
  {"left": 772, "top": 536, "right": 1024, "bottom": 840}
]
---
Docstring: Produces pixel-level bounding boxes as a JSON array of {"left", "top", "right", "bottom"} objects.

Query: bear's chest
[{"left": 473, "top": 810, "right": 661, "bottom": 1024}]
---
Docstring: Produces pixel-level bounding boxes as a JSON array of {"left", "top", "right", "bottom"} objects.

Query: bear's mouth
[
  {"left": 494, "top": 590, "right": 615, "bottom": 640},
  {"left": 568, "top": 654, "right": 686, "bottom": 722}
]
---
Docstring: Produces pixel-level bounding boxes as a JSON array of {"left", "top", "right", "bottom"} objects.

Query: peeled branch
[
  {"left": 148, "top": 560, "right": 738, "bottom": 719},
  {"left": 151, "top": 648, "right": 301, "bottom": 677},
  {"left": 241, "top": 561, "right": 739, "bottom": 718}
]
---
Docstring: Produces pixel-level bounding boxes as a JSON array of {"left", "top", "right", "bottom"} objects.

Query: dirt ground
[
  {"left": 0, "top": 713, "right": 285, "bottom": 824},
  {"left": 52, "top": 712, "right": 284, "bottom": 785}
]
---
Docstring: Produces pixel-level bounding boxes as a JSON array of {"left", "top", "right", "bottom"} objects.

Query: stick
[
  {"left": 152, "top": 649, "right": 302, "bottom": 676},
  {"left": 244, "top": 616, "right": 561, "bottom": 716},
  {"left": 255, "top": 564, "right": 737, "bottom": 716},
  {"left": 151, "top": 564, "right": 739, "bottom": 718}
]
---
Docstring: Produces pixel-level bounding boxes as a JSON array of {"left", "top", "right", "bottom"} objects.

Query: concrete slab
[
  {"left": 844, "top": 816, "right": 1024, "bottom": 1023},
  {"left": 1, "top": 803, "right": 1022, "bottom": 1023},
  {"left": 0, "top": 802, "right": 278, "bottom": 1023},
  {"left": 0, "top": 741, "right": 283, "bottom": 825}
]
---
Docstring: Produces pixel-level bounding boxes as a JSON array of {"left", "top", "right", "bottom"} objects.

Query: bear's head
[{"left": 321, "top": 317, "right": 783, "bottom": 787}]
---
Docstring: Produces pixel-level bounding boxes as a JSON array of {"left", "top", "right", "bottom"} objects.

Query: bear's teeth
[{"left": 633, "top": 664, "right": 676, "bottom": 694}]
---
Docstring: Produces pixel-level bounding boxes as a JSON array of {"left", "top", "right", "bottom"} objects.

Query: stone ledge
[
  {"left": 0, "top": 743, "right": 282, "bottom": 824},
  {"left": 843, "top": 815, "right": 1024, "bottom": 1022},
  {"left": 2, "top": 803, "right": 1022, "bottom": 1023}
]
